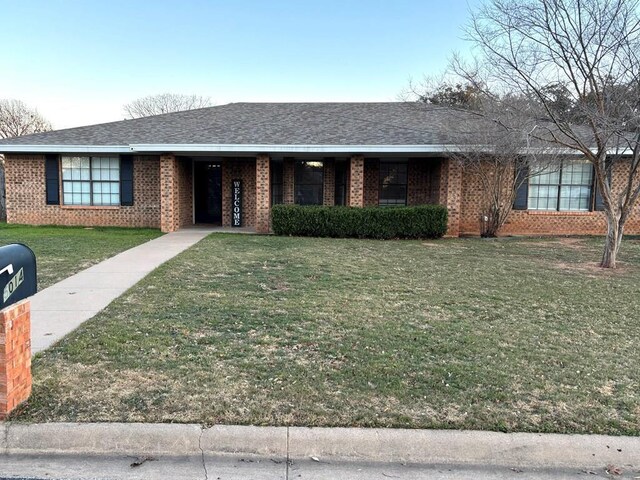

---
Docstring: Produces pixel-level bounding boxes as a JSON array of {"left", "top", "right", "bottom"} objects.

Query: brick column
[
  {"left": 349, "top": 155, "right": 365, "bottom": 207},
  {"left": 323, "top": 159, "right": 335, "bottom": 206},
  {"left": 283, "top": 158, "right": 295, "bottom": 204},
  {"left": 160, "top": 154, "right": 179, "bottom": 233},
  {"left": 440, "top": 158, "right": 463, "bottom": 237},
  {"left": 256, "top": 154, "right": 271, "bottom": 233},
  {"left": 0, "top": 300, "right": 32, "bottom": 419}
]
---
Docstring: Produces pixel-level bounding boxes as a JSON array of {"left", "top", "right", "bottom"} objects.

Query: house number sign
[{"left": 232, "top": 179, "right": 242, "bottom": 227}]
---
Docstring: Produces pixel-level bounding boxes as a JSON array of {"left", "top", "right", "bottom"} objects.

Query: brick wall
[
  {"left": 439, "top": 158, "right": 463, "bottom": 236},
  {"left": 283, "top": 158, "right": 295, "bottom": 205},
  {"left": 349, "top": 155, "right": 365, "bottom": 207},
  {"left": 255, "top": 155, "right": 270, "bottom": 233},
  {"left": 364, "top": 159, "right": 379, "bottom": 207},
  {"left": 407, "top": 158, "right": 442, "bottom": 205},
  {"left": 5, "top": 154, "right": 161, "bottom": 228},
  {"left": 0, "top": 300, "right": 31, "bottom": 419},
  {"left": 459, "top": 160, "right": 640, "bottom": 236},
  {"left": 160, "top": 155, "right": 178, "bottom": 232},
  {"left": 222, "top": 158, "right": 257, "bottom": 228},
  {"left": 323, "top": 159, "right": 335, "bottom": 206},
  {"left": 177, "top": 159, "right": 193, "bottom": 228}
]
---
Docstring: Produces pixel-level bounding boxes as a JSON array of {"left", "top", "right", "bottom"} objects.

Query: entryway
[{"left": 194, "top": 161, "right": 222, "bottom": 224}]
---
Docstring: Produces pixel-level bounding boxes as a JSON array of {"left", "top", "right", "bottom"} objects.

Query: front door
[{"left": 194, "top": 162, "right": 222, "bottom": 224}]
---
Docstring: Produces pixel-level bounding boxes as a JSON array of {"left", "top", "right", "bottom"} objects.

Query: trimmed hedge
[{"left": 271, "top": 204, "right": 448, "bottom": 239}]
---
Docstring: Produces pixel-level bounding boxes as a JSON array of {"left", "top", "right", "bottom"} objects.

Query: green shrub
[{"left": 271, "top": 204, "right": 448, "bottom": 239}]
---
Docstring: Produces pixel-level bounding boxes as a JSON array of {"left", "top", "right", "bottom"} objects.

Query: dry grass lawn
[
  {"left": 12, "top": 234, "right": 640, "bottom": 435},
  {"left": 0, "top": 224, "right": 162, "bottom": 289}
]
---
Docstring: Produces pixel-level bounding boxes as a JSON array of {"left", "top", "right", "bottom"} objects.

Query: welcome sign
[{"left": 232, "top": 179, "right": 242, "bottom": 227}]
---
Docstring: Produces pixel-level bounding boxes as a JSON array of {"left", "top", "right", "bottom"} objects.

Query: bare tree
[
  {"left": 412, "top": 80, "right": 559, "bottom": 236},
  {"left": 0, "top": 99, "right": 52, "bottom": 139},
  {"left": 0, "top": 99, "right": 52, "bottom": 220},
  {"left": 455, "top": 0, "right": 640, "bottom": 268},
  {"left": 123, "top": 93, "right": 213, "bottom": 119}
]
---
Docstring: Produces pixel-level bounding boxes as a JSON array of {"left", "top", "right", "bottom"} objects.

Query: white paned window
[
  {"left": 528, "top": 161, "right": 593, "bottom": 211},
  {"left": 61, "top": 156, "right": 120, "bottom": 206}
]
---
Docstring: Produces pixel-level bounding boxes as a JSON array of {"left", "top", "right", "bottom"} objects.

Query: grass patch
[
  {"left": 0, "top": 224, "right": 162, "bottom": 289},
  {"left": 13, "top": 234, "right": 640, "bottom": 434}
]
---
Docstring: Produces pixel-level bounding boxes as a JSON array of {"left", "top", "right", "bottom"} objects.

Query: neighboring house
[{"left": 0, "top": 102, "right": 636, "bottom": 236}]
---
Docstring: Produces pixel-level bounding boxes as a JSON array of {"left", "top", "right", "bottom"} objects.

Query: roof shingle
[{"left": 0, "top": 102, "right": 460, "bottom": 148}]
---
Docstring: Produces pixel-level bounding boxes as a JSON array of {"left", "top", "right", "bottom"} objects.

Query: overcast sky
[{"left": 0, "top": 0, "right": 480, "bottom": 129}]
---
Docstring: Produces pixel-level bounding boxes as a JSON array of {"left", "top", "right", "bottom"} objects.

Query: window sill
[
  {"left": 60, "top": 205, "right": 121, "bottom": 210},
  {"left": 526, "top": 210, "right": 597, "bottom": 216}
]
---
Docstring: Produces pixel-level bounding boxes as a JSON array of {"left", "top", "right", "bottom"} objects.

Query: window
[
  {"left": 334, "top": 160, "right": 348, "bottom": 206},
  {"left": 528, "top": 161, "right": 593, "bottom": 211},
  {"left": 62, "top": 156, "right": 120, "bottom": 206},
  {"left": 295, "top": 160, "right": 323, "bottom": 205},
  {"left": 271, "top": 160, "right": 284, "bottom": 205},
  {"left": 379, "top": 161, "right": 408, "bottom": 206}
]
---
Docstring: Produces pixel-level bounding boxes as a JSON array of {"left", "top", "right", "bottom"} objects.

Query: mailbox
[{"left": 0, "top": 244, "right": 37, "bottom": 310}]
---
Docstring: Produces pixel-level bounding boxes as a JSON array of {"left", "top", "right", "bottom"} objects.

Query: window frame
[
  {"left": 334, "top": 160, "right": 348, "bottom": 206},
  {"left": 61, "top": 155, "right": 121, "bottom": 207},
  {"left": 270, "top": 159, "right": 284, "bottom": 206},
  {"left": 378, "top": 160, "right": 408, "bottom": 206},
  {"left": 294, "top": 160, "right": 324, "bottom": 206},
  {"left": 527, "top": 160, "right": 594, "bottom": 212}
]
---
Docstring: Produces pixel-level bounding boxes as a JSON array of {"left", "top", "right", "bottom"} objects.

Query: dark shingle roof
[{"left": 0, "top": 102, "right": 460, "bottom": 148}]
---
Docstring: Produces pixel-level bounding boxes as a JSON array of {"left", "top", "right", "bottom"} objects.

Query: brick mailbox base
[{"left": 0, "top": 299, "right": 32, "bottom": 419}]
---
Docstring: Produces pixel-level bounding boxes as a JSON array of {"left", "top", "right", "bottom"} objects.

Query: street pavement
[
  {"left": 1, "top": 453, "right": 635, "bottom": 479},
  {"left": 1, "top": 423, "right": 638, "bottom": 479}
]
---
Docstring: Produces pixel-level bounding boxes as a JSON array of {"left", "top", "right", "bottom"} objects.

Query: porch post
[
  {"left": 323, "top": 158, "right": 335, "bottom": 206},
  {"left": 256, "top": 154, "right": 271, "bottom": 233},
  {"left": 160, "top": 154, "right": 179, "bottom": 233},
  {"left": 283, "top": 158, "right": 295, "bottom": 204},
  {"left": 439, "top": 158, "right": 462, "bottom": 237},
  {"left": 349, "top": 155, "right": 365, "bottom": 207}
]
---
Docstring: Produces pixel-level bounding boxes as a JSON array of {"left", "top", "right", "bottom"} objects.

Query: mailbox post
[{"left": 0, "top": 243, "right": 37, "bottom": 419}]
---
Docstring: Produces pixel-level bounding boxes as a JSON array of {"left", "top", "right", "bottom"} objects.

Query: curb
[{"left": 1, "top": 422, "right": 639, "bottom": 469}]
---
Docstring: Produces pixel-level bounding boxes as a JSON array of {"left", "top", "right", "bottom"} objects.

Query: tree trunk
[{"left": 601, "top": 214, "right": 624, "bottom": 268}]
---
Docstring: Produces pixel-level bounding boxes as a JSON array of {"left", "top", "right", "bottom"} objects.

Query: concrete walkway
[{"left": 29, "top": 229, "right": 213, "bottom": 354}]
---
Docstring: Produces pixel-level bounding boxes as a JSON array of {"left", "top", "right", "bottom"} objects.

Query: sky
[{"left": 0, "top": 0, "right": 480, "bottom": 129}]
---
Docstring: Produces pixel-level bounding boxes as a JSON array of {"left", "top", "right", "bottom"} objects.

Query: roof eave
[
  {"left": 0, "top": 145, "right": 131, "bottom": 153},
  {"left": 0, "top": 143, "right": 633, "bottom": 156},
  {"left": 129, "top": 144, "right": 457, "bottom": 154}
]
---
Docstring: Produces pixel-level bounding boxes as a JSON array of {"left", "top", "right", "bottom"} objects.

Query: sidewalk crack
[
  {"left": 286, "top": 426, "right": 290, "bottom": 480},
  {"left": 198, "top": 425, "right": 208, "bottom": 480}
]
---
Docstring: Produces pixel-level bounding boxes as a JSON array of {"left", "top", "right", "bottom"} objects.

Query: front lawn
[
  {"left": 0, "top": 224, "right": 162, "bottom": 289},
  {"left": 14, "top": 234, "right": 640, "bottom": 435}
]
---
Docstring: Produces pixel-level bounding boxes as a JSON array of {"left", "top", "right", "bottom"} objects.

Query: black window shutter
[
  {"left": 513, "top": 161, "right": 529, "bottom": 210},
  {"left": 45, "top": 154, "right": 60, "bottom": 205},
  {"left": 594, "top": 165, "right": 611, "bottom": 211},
  {"left": 120, "top": 155, "right": 134, "bottom": 206}
]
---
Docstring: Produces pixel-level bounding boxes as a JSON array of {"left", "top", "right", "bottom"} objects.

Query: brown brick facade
[
  {"left": 7, "top": 152, "right": 640, "bottom": 237},
  {"left": 255, "top": 155, "right": 270, "bottom": 233},
  {"left": 363, "top": 159, "right": 379, "bottom": 207},
  {"left": 438, "top": 158, "right": 463, "bottom": 236},
  {"left": 323, "top": 159, "right": 335, "bottom": 206},
  {"left": 283, "top": 158, "right": 295, "bottom": 205},
  {"left": 0, "top": 300, "right": 31, "bottom": 419},
  {"left": 349, "top": 155, "right": 365, "bottom": 207},
  {"left": 221, "top": 158, "right": 257, "bottom": 228},
  {"left": 459, "top": 160, "right": 640, "bottom": 236},
  {"left": 408, "top": 158, "right": 441, "bottom": 205},
  {"left": 178, "top": 159, "right": 193, "bottom": 228},
  {"left": 160, "top": 155, "right": 192, "bottom": 232},
  {"left": 5, "top": 154, "right": 161, "bottom": 228}
]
